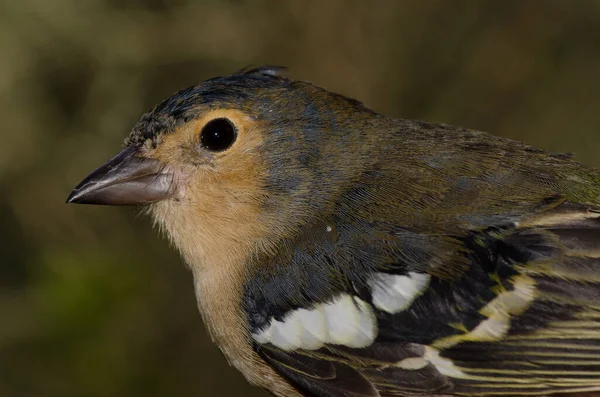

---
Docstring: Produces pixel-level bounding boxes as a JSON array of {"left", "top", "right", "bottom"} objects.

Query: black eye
[{"left": 199, "top": 118, "right": 237, "bottom": 152}]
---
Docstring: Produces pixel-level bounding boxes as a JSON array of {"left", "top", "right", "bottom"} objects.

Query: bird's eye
[{"left": 199, "top": 118, "right": 238, "bottom": 152}]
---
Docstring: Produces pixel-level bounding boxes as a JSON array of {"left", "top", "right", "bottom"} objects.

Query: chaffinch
[{"left": 68, "top": 66, "right": 600, "bottom": 397}]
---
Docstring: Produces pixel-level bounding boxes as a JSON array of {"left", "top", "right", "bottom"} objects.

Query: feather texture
[
  {"left": 248, "top": 200, "right": 600, "bottom": 396},
  {"left": 242, "top": 116, "right": 600, "bottom": 396}
]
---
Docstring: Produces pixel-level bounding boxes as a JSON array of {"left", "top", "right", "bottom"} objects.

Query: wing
[
  {"left": 245, "top": 201, "right": 600, "bottom": 397},
  {"left": 244, "top": 124, "right": 600, "bottom": 396}
]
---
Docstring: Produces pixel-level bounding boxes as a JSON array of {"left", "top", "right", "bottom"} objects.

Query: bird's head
[{"left": 68, "top": 67, "right": 379, "bottom": 268}]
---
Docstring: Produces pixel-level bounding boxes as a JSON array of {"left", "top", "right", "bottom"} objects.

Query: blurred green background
[{"left": 1, "top": 1, "right": 600, "bottom": 396}]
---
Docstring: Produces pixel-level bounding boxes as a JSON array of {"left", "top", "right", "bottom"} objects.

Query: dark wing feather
[
  {"left": 261, "top": 347, "right": 379, "bottom": 397},
  {"left": 245, "top": 122, "right": 600, "bottom": 396},
  {"left": 250, "top": 202, "right": 600, "bottom": 396},
  {"left": 433, "top": 205, "right": 600, "bottom": 396}
]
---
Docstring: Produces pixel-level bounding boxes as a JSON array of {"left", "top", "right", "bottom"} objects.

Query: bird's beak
[{"left": 66, "top": 146, "right": 175, "bottom": 206}]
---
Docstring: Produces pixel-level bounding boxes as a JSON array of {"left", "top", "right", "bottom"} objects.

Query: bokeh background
[{"left": 1, "top": 1, "right": 600, "bottom": 396}]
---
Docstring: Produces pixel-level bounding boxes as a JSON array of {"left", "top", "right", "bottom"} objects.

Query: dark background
[{"left": 1, "top": 1, "right": 600, "bottom": 396}]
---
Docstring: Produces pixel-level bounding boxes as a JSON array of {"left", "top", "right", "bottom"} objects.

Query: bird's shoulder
[{"left": 243, "top": 122, "right": 600, "bottom": 396}]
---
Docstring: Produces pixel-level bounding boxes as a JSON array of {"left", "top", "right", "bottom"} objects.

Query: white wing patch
[
  {"left": 252, "top": 294, "right": 378, "bottom": 351},
  {"left": 396, "top": 356, "right": 429, "bottom": 370},
  {"left": 369, "top": 272, "right": 431, "bottom": 314}
]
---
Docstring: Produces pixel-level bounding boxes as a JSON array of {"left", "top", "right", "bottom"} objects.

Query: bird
[{"left": 67, "top": 66, "right": 600, "bottom": 397}]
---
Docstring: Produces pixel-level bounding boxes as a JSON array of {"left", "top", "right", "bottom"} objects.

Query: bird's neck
[{"left": 149, "top": 191, "right": 300, "bottom": 395}]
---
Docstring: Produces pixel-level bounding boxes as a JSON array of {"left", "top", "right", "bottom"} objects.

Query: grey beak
[{"left": 67, "top": 146, "right": 175, "bottom": 206}]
